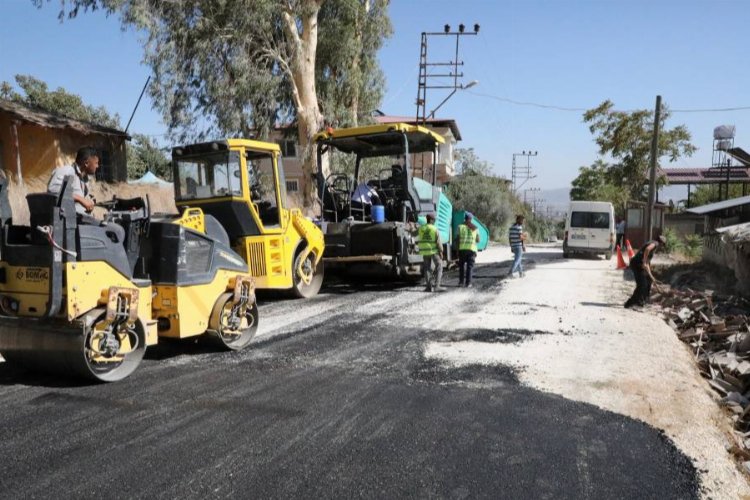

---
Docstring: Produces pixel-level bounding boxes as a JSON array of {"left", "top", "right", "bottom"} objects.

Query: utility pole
[
  {"left": 415, "top": 23, "right": 479, "bottom": 125},
  {"left": 524, "top": 187, "right": 541, "bottom": 213},
  {"left": 645, "top": 95, "right": 661, "bottom": 242},
  {"left": 512, "top": 150, "right": 538, "bottom": 194}
]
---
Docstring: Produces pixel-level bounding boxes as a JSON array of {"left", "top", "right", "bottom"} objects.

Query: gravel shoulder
[{"left": 425, "top": 244, "right": 750, "bottom": 499}]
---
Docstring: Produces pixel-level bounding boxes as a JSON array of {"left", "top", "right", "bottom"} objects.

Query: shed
[
  {"left": 687, "top": 195, "right": 750, "bottom": 231},
  {"left": 0, "top": 99, "right": 130, "bottom": 184}
]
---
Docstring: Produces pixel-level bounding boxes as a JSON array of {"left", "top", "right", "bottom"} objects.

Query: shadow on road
[{"left": 0, "top": 362, "right": 93, "bottom": 388}]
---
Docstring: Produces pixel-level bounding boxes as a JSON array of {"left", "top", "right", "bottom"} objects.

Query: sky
[{"left": 1, "top": 0, "right": 749, "bottom": 195}]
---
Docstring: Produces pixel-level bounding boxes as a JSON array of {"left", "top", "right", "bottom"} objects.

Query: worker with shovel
[{"left": 624, "top": 235, "right": 667, "bottom": 309}]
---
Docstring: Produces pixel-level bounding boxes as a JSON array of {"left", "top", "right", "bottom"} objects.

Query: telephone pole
[
  {"left": 512, "top": 151, "right": 538, "bottom": 194},
  {"left": 415, "top": 23, "right": 479, "bottom": 125},
  {"left": 645, "top": 95, "right": 661, "bottom": 242}
]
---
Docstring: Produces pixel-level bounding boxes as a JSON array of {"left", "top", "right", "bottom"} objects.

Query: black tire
[{"left": 292, "top": 250, "right": 324, "bottom": 298}]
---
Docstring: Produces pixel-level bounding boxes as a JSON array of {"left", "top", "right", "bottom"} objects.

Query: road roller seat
[
  {"left": 27, "top": 193, "right": 57, "bottom": 227},
  {"left": 26, "top": 193, "right": 58, "bottom": 244}
]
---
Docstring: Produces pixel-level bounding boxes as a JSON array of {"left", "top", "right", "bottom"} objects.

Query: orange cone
[
  {"left": 616, "top": 245, "right": 628, "bottom": 270},
  {"left": 625, "top": 239, "right": 635, "bottom": 259}
]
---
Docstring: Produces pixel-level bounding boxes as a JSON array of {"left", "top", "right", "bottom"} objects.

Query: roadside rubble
[{"left": 651, "top": 282, "right": 750, "bottom": 468}]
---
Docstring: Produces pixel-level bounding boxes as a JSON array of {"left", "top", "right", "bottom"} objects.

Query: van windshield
[{"left": 571, "top": 211, "right": 610, "bottom": 229}]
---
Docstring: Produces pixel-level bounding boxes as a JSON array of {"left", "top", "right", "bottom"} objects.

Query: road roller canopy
[
  {"left": 313, "top": 123, "right": 444, "bottom": 158},
  {"left": 172, "top": 139, "right": 280, "bottom": 202}
]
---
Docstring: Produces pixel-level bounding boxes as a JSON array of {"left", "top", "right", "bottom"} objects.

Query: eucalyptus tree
[{"left": 39, "top": 0, "right": 392, "bottom": 205}]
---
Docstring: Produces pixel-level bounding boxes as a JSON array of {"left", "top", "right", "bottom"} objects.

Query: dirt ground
[{"left": 425, "top": 244, "right": 750, "bottom": 500}]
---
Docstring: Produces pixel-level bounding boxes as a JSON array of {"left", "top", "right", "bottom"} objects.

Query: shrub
[
  {"left": 445, "top": 174, "right": 514, "bottom": 240},
  {"left": 661, "top": 228, "right": 683, "bottom": 254},
  {"left": 682, "top": 234, "right": 703, "bottom": 259}
]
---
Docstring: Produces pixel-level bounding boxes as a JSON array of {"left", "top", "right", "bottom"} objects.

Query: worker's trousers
[
  {"left": 422, "top": 254, "right": 442, "bottom": 290},
  {"left": 510, "top": 246, "right": 524, "bottom": 275},
  {"left": 625, "top": 266, "right": 652, "bottom": 308},
  {"left": 458, "top": 250, "right": 476, "bottom": 286}
]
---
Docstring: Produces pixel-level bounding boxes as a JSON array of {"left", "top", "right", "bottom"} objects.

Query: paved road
[{"left": 0, "top": 249, "right": 699, "bottom": 499}]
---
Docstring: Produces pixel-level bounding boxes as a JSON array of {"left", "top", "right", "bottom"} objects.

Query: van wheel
[{"left": 562, "top": 251, "right": 569, "bottom": 258}]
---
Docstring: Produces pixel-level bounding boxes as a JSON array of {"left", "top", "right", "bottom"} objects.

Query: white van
[{"left": 562, "top": 201, "right": 615, "bottom": 259}]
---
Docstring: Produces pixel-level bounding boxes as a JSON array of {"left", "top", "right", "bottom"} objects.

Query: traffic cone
[
  {"left": 625, "top": 239, "right": 635, "bottom": 259},
  {"left": 615, "top": 245, "right": 628, "bottom": 270}
]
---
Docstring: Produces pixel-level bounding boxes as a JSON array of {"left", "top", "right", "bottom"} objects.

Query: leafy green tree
[
  {"left": 446, "top": 174, "right": 514, "bottom": 240},
  {"left": 454, "top": 148, "right": 493, "bottom": 176},
  {"left": 317, "top": 0, "right": 391, "bottom": 127},
  {"left": 1, "top": 74, "right": 121, "bottom": 128},
  {"left": 688, "top": 183, "right": 746, "bottom": 208},
  {"left": 569, "top": 159, "right": 629, "bottom": 214},
  {"left": 40, "top": 0, "right": 392, "bottom": 206},
  {"left": 582, "top": 100, "right": 696, "bottom": 201},
  {"left": 127, "top": 134, "right": 171, "bottom": 180}
]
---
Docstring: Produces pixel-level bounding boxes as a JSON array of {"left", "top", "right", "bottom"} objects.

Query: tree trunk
[
  {"left": 281, "top": 1, "right": 325, "bottom": 208},
  {"left": 349, "top": 1, "right": 370, "bottom": 127}
]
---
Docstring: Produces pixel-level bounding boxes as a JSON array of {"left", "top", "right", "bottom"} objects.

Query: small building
[
  {"left": 0, "top": 99, "right": 129, "bottom": 185},
  {"left": 661, "top": 164, "right": 750, "bottom": 208},
  {"left": 625, "top": 200, "right": 667, "bottom": 248},
  {"left": 687, "top": 194, "right": 750, "bottom": 231}
]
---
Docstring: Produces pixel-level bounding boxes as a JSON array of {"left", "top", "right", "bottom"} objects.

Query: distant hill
[{"left": 541, "top": 187, "right": 570, "bottom": 208}]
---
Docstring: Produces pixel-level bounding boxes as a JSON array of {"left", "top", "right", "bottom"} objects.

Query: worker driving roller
[{"left": 47, "top": 146, "right": 124, "bottom": 244}]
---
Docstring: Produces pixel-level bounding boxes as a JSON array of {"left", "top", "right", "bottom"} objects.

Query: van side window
[
  {"left": 590, "top": 212, "right": 610, "bottom": 229},
  {"left": 571, "top": 211, "right": 610, "bottom": 229}
]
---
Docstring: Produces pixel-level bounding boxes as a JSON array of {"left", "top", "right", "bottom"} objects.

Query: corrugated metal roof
[
  {"left": 727, "top": 147, "right": 750, "bottom": 167},
  {"left": 661, "top": 166, "right": 750, "bottom": 184},
  {"left": 715, "top": 221, "right": 750, "bottom": 243},
  {"left": 687, "top": 194, "right": 750, "bottom": 215},
  {"left": 0, "top": 99, "right": 129, "bottom": 138}
]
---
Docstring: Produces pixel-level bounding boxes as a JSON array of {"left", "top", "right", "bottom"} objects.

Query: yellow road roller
[
  {"left": 0, "top": 177, "right": 258, "bottom": 382},
  {"left": 171, "top": 139, "right": 325, "bottom": 298}
]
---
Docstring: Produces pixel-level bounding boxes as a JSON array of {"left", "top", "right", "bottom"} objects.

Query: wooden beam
[{"left": 10, "top": 120, "right": 22, "bottom": 185}]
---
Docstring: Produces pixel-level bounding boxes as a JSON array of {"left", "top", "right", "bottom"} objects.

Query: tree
[
  {"left": 582, "top": 100, "right": 696, "bottom": 201},
  {"left": 127, "top": 134, "right": 171, "bottom": 180},
  {"left": 317, "top": 0, "right": 391, "bottom": 127},
  {"left": 1, "top": 74, "right": 121, "bottom": 128},
  {"left": 41, "top": 0, "right": 392, "bottom": 206},
  {"left": 569, "top": 159, "right": 629, "bottom": 214},
  {"left": 689, "top": 183, "right": 747, "bottom": 208},
  {"left": 454, "top": 148, "right": 492, "bottom": 176}
]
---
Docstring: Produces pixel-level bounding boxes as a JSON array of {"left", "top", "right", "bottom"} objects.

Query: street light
[{"left": 427, "top": 80, "right": 479, "bottom": 119}]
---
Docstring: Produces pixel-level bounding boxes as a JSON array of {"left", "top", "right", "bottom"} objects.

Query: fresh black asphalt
[{"left": 0, "top": 259, "right": 700, "bottom": 499}]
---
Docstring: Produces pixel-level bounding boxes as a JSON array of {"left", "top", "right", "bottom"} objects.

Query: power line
[
  {"left": 671, "top": 106, "right": 750, "bottom": 113},
  {"left": 467, "top": 91, "right": 586, "bottom": 112},
  {"left": 466, "top": 90, "right": 750, "bottom": 114}
]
